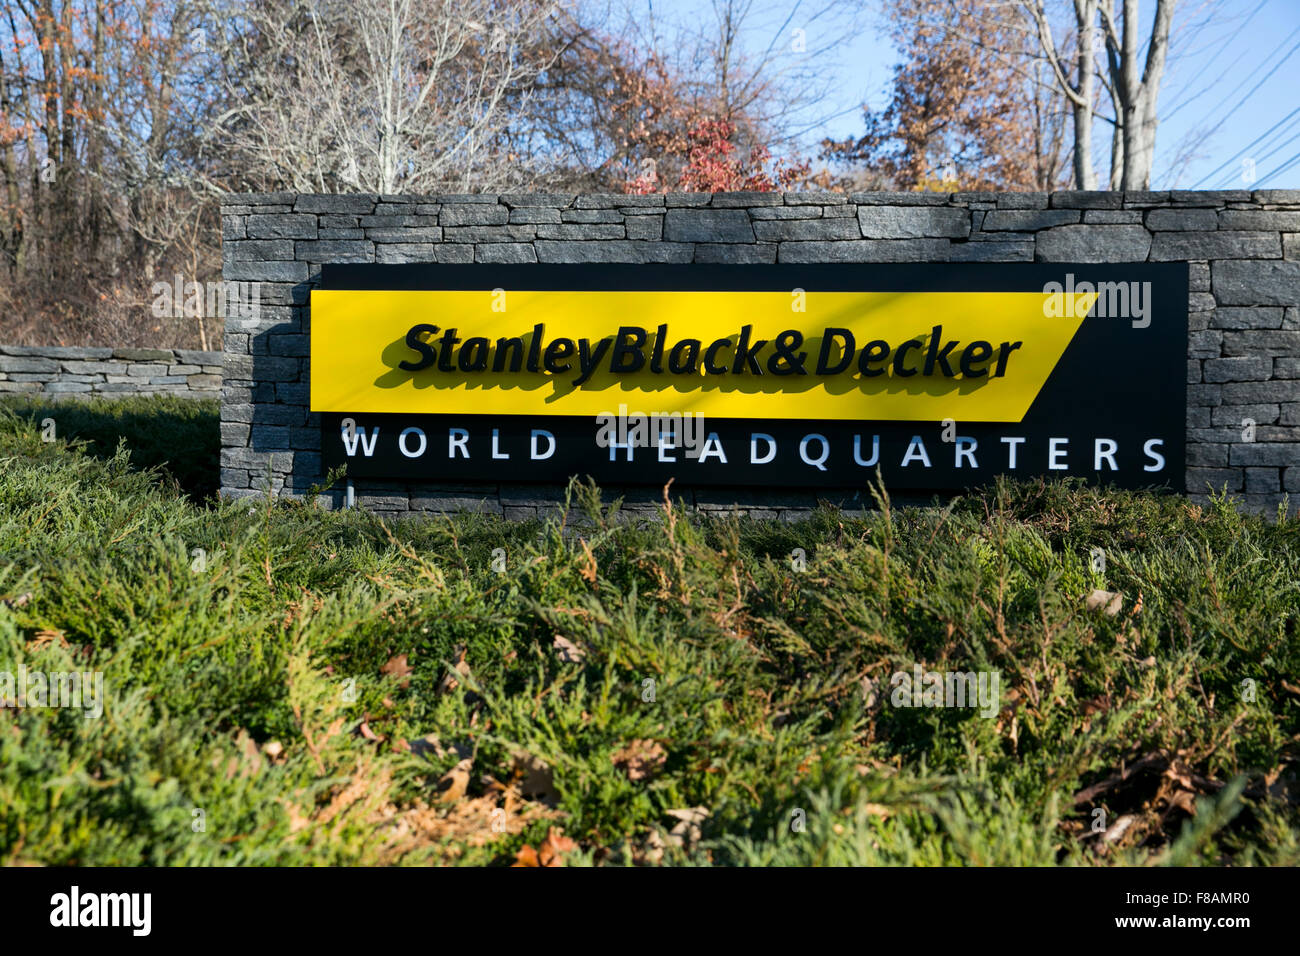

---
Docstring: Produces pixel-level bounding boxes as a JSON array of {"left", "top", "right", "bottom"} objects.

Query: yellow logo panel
[{"left": 310, "top": 289, "right": 1095, "bottom": 422}]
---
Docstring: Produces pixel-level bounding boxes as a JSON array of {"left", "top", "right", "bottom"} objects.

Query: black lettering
[
  {"left": 893, "top": 338, "right": 921, "bottom": 377},
  {"left": 493, "top": 336, "right": 525, "bottom": 372},
  {"left": 922, "top": 325, "right": 958, "bottom": 377},
  {"left": 703, "top": 338, "right": 730, "bottom": 375},
  {"left": 994, "top": 341, "right": 1023, "bottom": 377},
  {"left": 650, "top": 323, "right": 668, "bottom": 373},
  {"left": 458, "top": 337, "right": 489, "bottom": 372},
  {"left": 768, "top": 330, "right": 807, "bottom": 376},
  {"left": 732, "top": 324, "right": 766, "bottom": 375},
  {"left": 573, "top": 337, "right": 612, "bottom": 386},
  {"left": 671, "top": 339, "right": 702, "bottom": 374},
  {"left": 609, "top": 326, "right": 648, "bottom": 374},
  {"left": 816, "top": 328, "right": 855, "bottom": 375},
  {"left": 526, "top": 323, "right": 544, "bottom": 372},
  {"left": 398, "top": 323, "right": 439, "bottom": 371},
  {"left": 857, "top": 339, "right": 890, "bottom": 377},
  {"left": 544, "top": 338, "right": 575, "bottom": 373},
  {"left": 960, "top": 341, "right": 993, "bottom": 378},
  {"left": 437, "top": 328, "right": 461, "bottom": 372}
]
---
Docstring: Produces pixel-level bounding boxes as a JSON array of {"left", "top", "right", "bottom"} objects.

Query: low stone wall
[
  {"left": 219, "top": 189, "right": 1300, "bottom": 515},
  {"left": 0, "top": 346, "right": 222, "bottom": 398}
]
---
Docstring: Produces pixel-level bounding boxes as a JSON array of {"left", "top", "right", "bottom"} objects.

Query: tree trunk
[
  {"left": 1072, "top": 0, "right": 1098, "bottom": 189},
  {"left": 37, "top": 0, "right": 60, "bottom": 281},
  {"left": 0, "top": 38, "right": 23, "bottom": 275},
  {"left": 1103, "top": 0, "right": 1173, "bottom": 189},
  {"left": 1109, "top": 119, "right": 1124, "bottom": 190},
  {"left": 56, "top": 0, "right": 77, "bottom": 285}
]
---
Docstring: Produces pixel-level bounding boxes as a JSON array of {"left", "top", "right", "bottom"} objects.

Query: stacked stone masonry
[
  {"left": 220, "top": 190, "right": 1300, "bottom": 518},
  {"left": 0, "top": 345, "right": 222, "bottom": 398}
]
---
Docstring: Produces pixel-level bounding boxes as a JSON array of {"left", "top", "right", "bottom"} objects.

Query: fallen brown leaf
[
  {"left": 635, "top": 828, "right": 667, "bottom": 865},
  {"left": 1100, "top": 814, "right": 1136, "bottom": 844},
  {"left": 612, "top": 739, "right": 667, "bottom": 782},
  {"left": 514, "top": 844, "right": 542, "bottom": 867},
  {"left": 513, "top": 826, "right": 577, "bottom": 867},
  {"left": 436, "top": 646, "right": 471, "bottom": 696},
  {"left": 381, "top": 653, "right": 413, "bottom": 688},
  {"left": 225, "top": 729, "right": 264, "bottom": 779},
  {"left": 664, "top": 807, "right": 709, "bottom": 848},
  {"left": 511, "top": 751, "right": 560, "bottom": 806},
  {"left": 436, "top": 757, "right": 473, "bottom": 803},
  {"left": 552, "top": 634, "right": 585, "bottom": 663},
  {"left": 1085, "top": 589, "right": 1123, "bottom": 616}
]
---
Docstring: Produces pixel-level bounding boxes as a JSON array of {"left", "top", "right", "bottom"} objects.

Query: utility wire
[
  {"left": 1191, "top": 24, "right": 1300, "bottom": 134},
  {"left": 1252, "top": 146, "right": 1300, "bottom": 187},
  {"left": 1207, "top": 111, "right": 1300, "bottom": 187},
  {"left": 1210, "top": 118, "right": 1300, "bottom": 187},
  {"left": 1162, "top": 0, "right": 1268, "bottom": 121},
  {"left": 1189, "top": 35, "right": 1300, "bottom": 188},
  {"left": 1189, "top": 106, "right": 1300, "bottom": 187}
]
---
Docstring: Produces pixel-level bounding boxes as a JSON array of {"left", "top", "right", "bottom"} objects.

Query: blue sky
[{"left": 650, "top": 0, "right": 1300, "bottom": 188}]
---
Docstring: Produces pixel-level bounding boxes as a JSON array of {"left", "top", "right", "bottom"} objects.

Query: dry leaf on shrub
[
  {"left": 1, "top": 591, "right": 31, "bottom": 609},
  {"left": 27, "top": 628, "right": 67, "bottom": 651},
  {"left": 407, "top": 733, "right": 472, "bottom": 762},
  {"left": 510, "top": 751, "right": 560, "bottom": 806},
  {"left": 664, "top": 807, "right": 709, "bottom": 848},
  {"left": 635, "top": 828, "right": 668, "bottom": 866},
  {"left": 578, "top": 538, "right": 597, "bottom": 583},
  {"left": 513, "top": 827, "right": 577, "bottom": 867},
  {"left": 283, "top": 797, "right": 313, "bottom": 834},
  {"left": 612, "top": 739, "right": 667, "bottom": 781},
  {"left": 436, "top": 758, "right": 473, "bottom": 803},
  {"left": 1100, "top": 813, "right": 1136, "bottom": 844},
  {"left": 381, "top": 653, "right": 413, "bottom": 688},
  {"left": 552, "top": 634, "right": 585, "bottom": 663},
  {"left": 859, "top": 676, "right": 877, "bottom": 706},
  {"left": 380, "top": 793, "right": 556, "bottom": 862},
  {"left": 225, "top": 728, "right": 264, "bottom": 779},
  {"left": 1085, "top": 589, "right": 1123, "bottom": 616},
  {"left": 436, "top": 646, "right": 472, "bottom": 696}
]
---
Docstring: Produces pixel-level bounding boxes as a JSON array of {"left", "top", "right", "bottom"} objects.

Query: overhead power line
[
  {"left": 1188, "top": 35, "right": 1300, "bottom": 188},
  {"left": 1252, "top": 146, "right": 1300, "bottom": 187},
  {"left": 1162, "top": 0, "right": 1269, "bottom": 122},
  {"left": 1194, "top": 22, "right": 1300, "bottom": 126},
  {"left": 1206, "top": 110, "right": 1300, "bottom": 188},
  {"left": 1190, "top": 106, "right": 1300, "bottom": 188}
]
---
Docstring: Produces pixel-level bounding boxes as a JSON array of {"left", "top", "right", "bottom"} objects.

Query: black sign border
[{"left": 315, "top": 262, "right": 1188, "bottom": 493}]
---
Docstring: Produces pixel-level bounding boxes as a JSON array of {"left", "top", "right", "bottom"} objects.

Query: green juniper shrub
[{"left": 0, "top": 397, "right": 1295, "bottom": 865}]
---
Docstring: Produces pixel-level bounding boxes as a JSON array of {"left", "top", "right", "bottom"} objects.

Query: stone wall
[
  {"left": 0, "top": 345, "right": 223, "bottom": 399},
  {"left": 219, "top": 190, "right": 1300, "bottom": 517}
]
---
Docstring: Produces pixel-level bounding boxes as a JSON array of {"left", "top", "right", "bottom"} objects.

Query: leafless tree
[
  {"left": 210, "top": 0, "right": 564, "bottom": 194},
  {"left": 1019, "top": 0, "right": 1177, "bottom": 189},
  {"left": 1021, "top": 0, "right": 1101, "bottom": 188},
  {"left": 1095, "top": 0, "right": 1175, "bottom": 188}
]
